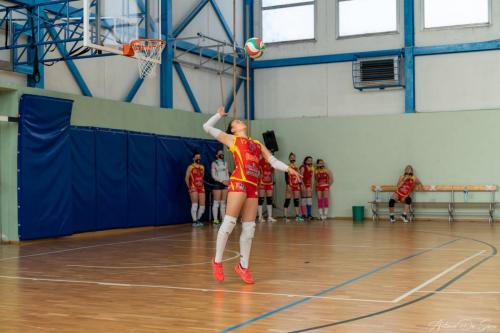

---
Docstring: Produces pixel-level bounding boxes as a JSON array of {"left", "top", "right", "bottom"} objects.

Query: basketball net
[{"left": 130, "top": 39, "right": 166, "bottom": 79}]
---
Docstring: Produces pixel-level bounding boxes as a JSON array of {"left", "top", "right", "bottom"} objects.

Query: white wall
[
  {"left": 253, "top": 0, "right": 405, "bottom": 119},
  {"left": 416, "top": 50, "right": 500, "bottom": 112},
  {"left": 0, "top": 27, "right": 27, "bottom": 86},
  {"left": 255, "top": 63, "right": 404, "bottom": 119},
  {"left": 253, "top": 0, "right": 500, "bottom": 119},
  {"left": 253, "top": 0, "right": 404, "bottom": 59},
  {"left": 414, "top": 0, "right": 500, "bottom": 46}
]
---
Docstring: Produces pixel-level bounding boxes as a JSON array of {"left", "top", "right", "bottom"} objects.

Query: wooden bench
[{"left": 370, "top": 185, "right": 497, "bottom": 224}]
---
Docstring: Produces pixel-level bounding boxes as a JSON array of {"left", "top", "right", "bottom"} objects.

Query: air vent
[{"left": 352, "top": 55, "right": 403, "bottom": 91}]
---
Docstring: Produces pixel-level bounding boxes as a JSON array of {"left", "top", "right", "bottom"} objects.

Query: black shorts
[{"left": 213, "top": 181, "right": 227, "bottom": 190}]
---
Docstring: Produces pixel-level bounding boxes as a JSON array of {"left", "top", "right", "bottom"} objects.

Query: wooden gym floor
[{"left": 0, "top": 220, "right": 499, "bottom": 333}]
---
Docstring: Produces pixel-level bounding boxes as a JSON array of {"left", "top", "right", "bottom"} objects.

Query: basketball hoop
[{"left": 124, "top": 39, "right": 166, "bottom": 79}]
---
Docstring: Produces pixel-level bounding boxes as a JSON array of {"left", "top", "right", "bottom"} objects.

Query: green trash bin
[{"left": 352, "top": 206, "right": 365, "bottom": 223}]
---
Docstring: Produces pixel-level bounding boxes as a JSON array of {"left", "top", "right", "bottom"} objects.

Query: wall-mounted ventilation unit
[{"left": 352, "top": 55, "right": 403, "bottom": 91}]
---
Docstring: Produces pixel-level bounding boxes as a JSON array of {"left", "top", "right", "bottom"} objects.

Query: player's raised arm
[
  {"left": 261, "top": 144, "right": 302, "bottom": 180},
  {"left": 203, "top": 106, "right": 234, "bottom": 148}
]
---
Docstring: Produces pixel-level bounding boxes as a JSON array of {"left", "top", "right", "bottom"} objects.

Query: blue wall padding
[
  {"left": 127, "top": 133, "right": 157, "bottom": 227},
  {"left": 156, "top": 137, "right": 219, "bottom": 225},
  {"left": 70, "top": 127, "right": 97, "bottom": 233},
  {"left": 156, "top": 136, "right": 192, "bottom": 225},
  {"left": 95, "top": 129, "right": 128, "bottom": 230},
  {"left": 18, "top": 93, "right": 221, "bottom": 239},
  {"left": 18, "top": 94, "right": 74, "bottom": 240}
]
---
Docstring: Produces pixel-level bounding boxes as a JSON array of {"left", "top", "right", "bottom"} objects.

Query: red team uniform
[
  {"left": 287, "top": 164, "right": 301, "bottom": 192},
  {"left": 187, "top": 163, "right": 205, "bottom": 193},
  {"left": 228, "top": 137, "right": 262, "bottom": 198},
  {"left": 315, "top": 168, "right": 330, "bottom": 192},
  {"left": 395, "top": 175, "right": 416, "bottom": 200},
  {"left": 301, "top": 165, "right": 314, "bottom": 190},
  {"left": 259, "top": 159, "right": 274, "bottom": 191}
]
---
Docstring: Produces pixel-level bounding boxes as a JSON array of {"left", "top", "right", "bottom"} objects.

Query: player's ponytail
[{"left": 226, "top": 119, "right": 235, "bottom": 134}]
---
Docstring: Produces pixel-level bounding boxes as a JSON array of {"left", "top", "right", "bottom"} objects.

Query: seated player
[{"left": 389, "top": 165, "right": 423, "bottom": 223}]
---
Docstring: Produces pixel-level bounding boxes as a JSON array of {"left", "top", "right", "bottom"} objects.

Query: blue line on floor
[{"left": 220, "top": 238, "right": 459, "bottom": 332}]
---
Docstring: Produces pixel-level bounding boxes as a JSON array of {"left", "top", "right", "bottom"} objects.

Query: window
[
  {"left": 338, "top": 0, "right": 398, "bottom": 37},
  {"left": 424, "top": 0, "right": 490, "bottom": 29},
  {"left": 262, "top": 0, "right": 315, "bottom": 43}
]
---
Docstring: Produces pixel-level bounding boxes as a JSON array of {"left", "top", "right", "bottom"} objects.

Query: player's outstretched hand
[
  {"left": 217, "top": 106, "right": 227, "bottom": 117},
  {"left": 288, "top": 167, "right": 302, "bottom": 180}
]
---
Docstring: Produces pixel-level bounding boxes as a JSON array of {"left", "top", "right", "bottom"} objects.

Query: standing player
[
  {"left": 203, "top": 107, "right": 301, "bottom": 284},
  {"left": 315, "top": 159, "right": 333, "bottom": 221},
  {"left": 389, "top": 165, "right": 423, "bottom": 223},
  {"left": 300, "top": 156, "right": 315, "bottom": 220},
  {"left": 185, "top": 152, "right": 205, "bottom": 227},
  {"left": 211, "top": 149, "right": 229, "bottom": 225},
  {"left": 257, "top": 157, "right": 277, "bottom": 223},
  {"left": 284, "top": 153, "right": 303, "bottom": 223}
]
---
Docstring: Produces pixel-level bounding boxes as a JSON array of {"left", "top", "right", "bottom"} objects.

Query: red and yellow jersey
[
  {"left": 396, "top": 176, "right": 416, "bottom": 197},
  {"left": 259, "top": 159, "right": 274, "bottom": 185},
  {"left": 229, "top": 136, "right": 262, "bottom": 186},
  {"left": 287, "top": 163, "right": 301, "bottom": 186},
  {"left": 315, "top": 168, "right": 330, "bottom": 187},
  {"left": 187, "top": 163, "right": 204, "bottom": 189},
  {"left": 300, "top": 165, "right": 315, "bottom": 187}
]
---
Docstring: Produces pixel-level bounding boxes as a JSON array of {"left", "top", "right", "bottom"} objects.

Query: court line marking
[
  {"left": 161, "top": 238, "right": 490, "bottom": 253},
  {"left": 290, "top": 234, "right": 498, "bottom": 333},
  {"left": 391, "top": 250, "right": 486, "bottom": 303},
  {"left": 67, "top": 249, "right": 241, "bottom": 269},
  {"left": 219, "top": 238, "right": 459, "bottom": 333},
  {"left": 416, "top": 290, "right": 500, "bottom": 294},
  {"left": 0, "top": 231, "right": 192, "bottom": 262},
  {"left": 0, "top": 275, "right": 391, "bottom": 303}
]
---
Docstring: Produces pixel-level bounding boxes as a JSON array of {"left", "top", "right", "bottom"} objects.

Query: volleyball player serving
[{"left": 203, "top": 106, "right": 301, "bottom": 284}]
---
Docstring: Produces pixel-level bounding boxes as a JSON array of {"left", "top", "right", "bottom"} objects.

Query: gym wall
[
  {"left": 253, "top": 0, "right": 500, "bottom": 118},
  {"left": 0, "top": 83, "right": 224, "bottom": 241},
  {"left": 252, "top": 109, "right": 500, "bottom": 218}
]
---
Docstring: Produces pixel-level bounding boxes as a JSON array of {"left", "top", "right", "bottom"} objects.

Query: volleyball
[{"left": 245, "top": 37, "right": 265, "bottom": 59}]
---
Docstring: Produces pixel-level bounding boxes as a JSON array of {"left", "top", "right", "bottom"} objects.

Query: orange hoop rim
[{"left": 130, "top": 38, "right": 166, "bottom": 51}]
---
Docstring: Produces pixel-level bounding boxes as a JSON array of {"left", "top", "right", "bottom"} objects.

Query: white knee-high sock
[
  {"left": 239, "top": 221, "right": 256, "bottom": 269},
  {"left": 257, "top": 205, "right": 263, "bottom": 219},
  {"left": 267, "top": 204, "right": 273, "bottom": 218},
  {"left": 191, "top": 203, "right": 198, "bottom": 222},
  {"left": 212, "top": 201, "right": 220, "bottom": 221},
  {"left": 215, "top": 215, "right": 237, "bottom": 263},
  {"left": 220, "top": 202, "right": 226, "bottom": 219},
  {"left": 197, "top": 206, "right": 205, "bottom": 220}
]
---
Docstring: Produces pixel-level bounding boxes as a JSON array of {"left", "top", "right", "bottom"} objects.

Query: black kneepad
[
  {"left": 258, "top": 197, "right": 264, "bottom": 205},
  {"left": 293, "top": 198, "right": 300, "bottom": 207},
  {"left": 405, "top": 197, "right": 412, "bottom": 205},
  {"left": 284, "top": 198, "right": 291, "bottom": 208},
  {"left": 266, "top": 196, "right": 273, "bottom": 205},
  {"left": 389, "top": 199, "right": 396, "bottom": 208}
]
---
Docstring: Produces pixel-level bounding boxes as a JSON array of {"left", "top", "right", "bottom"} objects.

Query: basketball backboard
[{"left": 83, "top": 0, "right": 162, "bottom": 61}]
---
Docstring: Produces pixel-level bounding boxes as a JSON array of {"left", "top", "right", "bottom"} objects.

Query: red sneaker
[
  {"left": 234, "top": 264, "right": 254, "bottom": 284},
  {"left": 211, "top": 258, "right": 224, "bottom": 282}
]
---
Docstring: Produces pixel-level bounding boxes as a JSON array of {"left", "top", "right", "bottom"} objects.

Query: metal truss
[{"left": 0, "top": 0, "right": 253, "bottom": 116}]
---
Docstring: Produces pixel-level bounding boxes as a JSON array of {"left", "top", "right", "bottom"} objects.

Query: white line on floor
[
  {"left": 0, "top": 231, "right": 192, "bottom": 262},
  {"left": 67, "top": 250, "right": 240, "bottom": 269},
  {"left": 0, "top": 275, "right": 392, "bottom": 303},
  {"left": 159, "top": 238, "right": 491, "bottom": 254},
  {"left": 391, "top": 250, "right": 486, "bottom": 303}
]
